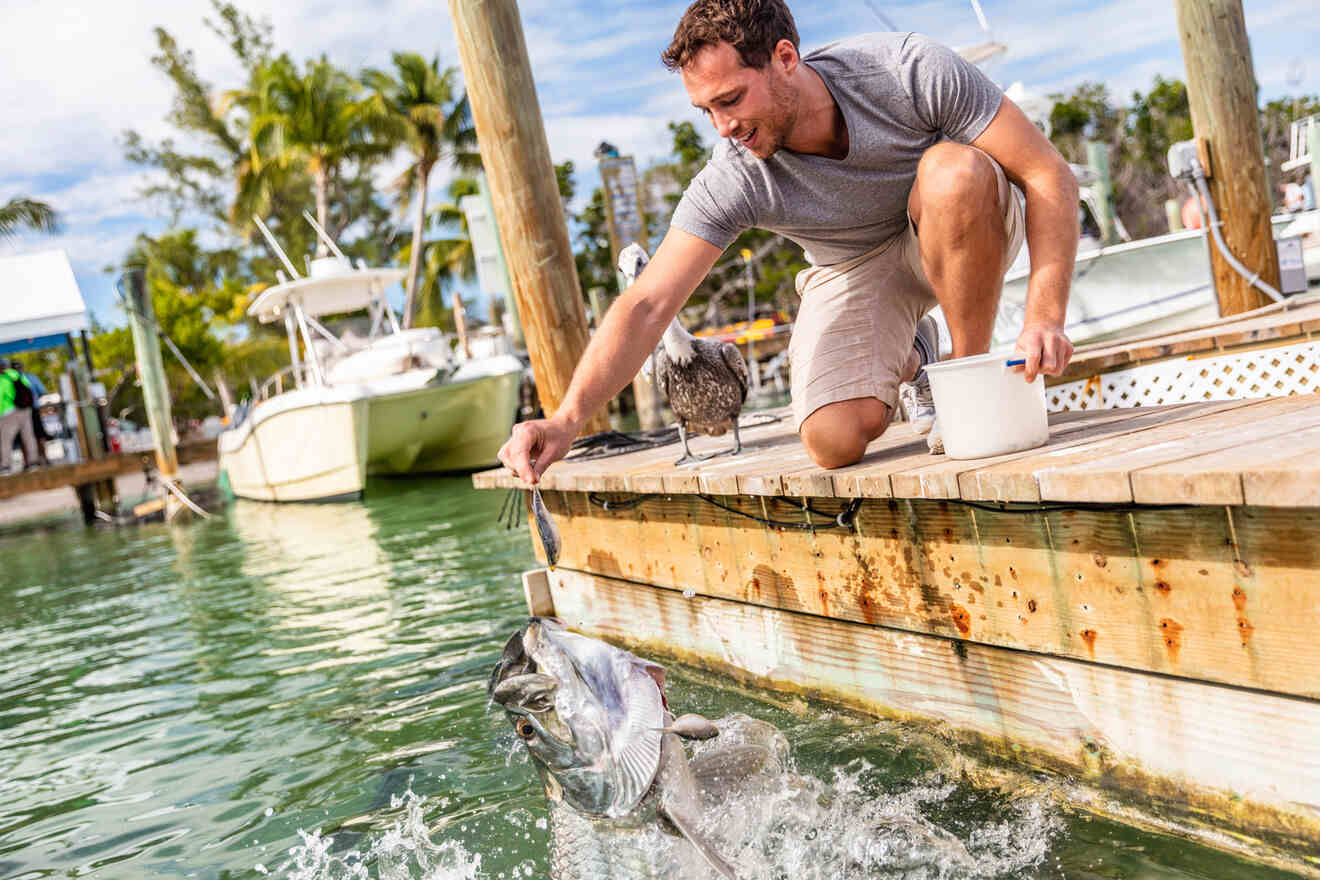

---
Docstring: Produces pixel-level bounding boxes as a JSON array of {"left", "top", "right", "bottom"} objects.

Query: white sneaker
[
  {"left": 899, "top": 381, "right": 936, "bottom": 435},
  {"left": 900, "top": 315, "right": 940, "bottom": 436}
]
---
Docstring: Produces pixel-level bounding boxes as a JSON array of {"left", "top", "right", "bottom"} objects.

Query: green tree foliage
[
  {"left": 1047, "top": 77, "right": 1317, "bottom": 240},
  {"left": 364, "top": 52, "right": 480, "bottom": 325},
  {"left": 406, "top": 177, "right": 481, "bottom": 331},
  {"left": 90, "top": 230, "right": 238, "bottom": 423},
  {"left": 0, "top": 198, "right": 59, "bottom": 239},
  {"left": 123, "top": 2, "right": 398, "bottom": 285}
]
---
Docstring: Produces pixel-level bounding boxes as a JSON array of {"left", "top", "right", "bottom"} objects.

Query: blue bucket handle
[{"left": 1005, "top": 358, "right": 1026, "bottom": 367}]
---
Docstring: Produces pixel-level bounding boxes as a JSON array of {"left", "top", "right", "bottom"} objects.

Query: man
[
  {"left": 0, "top": 359, "right": 40, "bottom": 473},
  {"left": 9, "top": 358, "right": 49, "bottom": 465},
  {"left": 500, "top": 0, "right": 1076, "bottom": 483}
]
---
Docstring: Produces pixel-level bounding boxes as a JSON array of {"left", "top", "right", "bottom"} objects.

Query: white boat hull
[
  {"left": 219, "top": 365, "right": 521, "bottom": 502},
  {"left": 219, "top": 396, "right": 368, "bottom": 502}
]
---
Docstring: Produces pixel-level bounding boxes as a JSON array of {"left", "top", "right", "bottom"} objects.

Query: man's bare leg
[
  {"left": 800, "top": 347, "right": 920, "bottom": 468},
  {"left": 907, "top": 143, "right": 1008, "bottom": 357},
  {"left": 801, "top": 145, "right": 1006, "bottom": 470}
]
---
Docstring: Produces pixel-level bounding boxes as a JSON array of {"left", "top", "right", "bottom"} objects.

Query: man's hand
[
  {"left": 498, "top": 416, "right": 579, "bottom": 485},
  {"left": 1014, "top": 322, "right": 1073, "bottom": 383}
]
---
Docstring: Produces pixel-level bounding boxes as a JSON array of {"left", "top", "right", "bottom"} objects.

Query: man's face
[{"left": 681, "top": 42, "right": 796, "bottom": 159}]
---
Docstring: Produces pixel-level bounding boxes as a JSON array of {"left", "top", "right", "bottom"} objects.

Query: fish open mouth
[{"left": 487, "top": 619, "right": 539, "bottom": 699}]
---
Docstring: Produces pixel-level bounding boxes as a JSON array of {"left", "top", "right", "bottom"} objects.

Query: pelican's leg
[
  {"left": 706, "top": 419, "right": 745, "bottom": 460},
  {"left": 673, "top": 424, "right": 701, "bottom": 466}
]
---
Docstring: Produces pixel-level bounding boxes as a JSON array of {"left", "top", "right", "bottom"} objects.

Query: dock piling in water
[{"left": 123, "top": 266, "right": 188, "bottom": 522}]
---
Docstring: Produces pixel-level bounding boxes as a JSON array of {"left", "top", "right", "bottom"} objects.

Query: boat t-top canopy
[
  {"left": 0, "top": 250, "right": 90, "bottom": 355},
  {"left": 247, "top": 262, "right": 406, "bottom": 324}
]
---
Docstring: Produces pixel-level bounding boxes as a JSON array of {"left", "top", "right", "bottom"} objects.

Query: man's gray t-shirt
[{"left": 669, "top": 32, "right": 1004, "bottom": 267}]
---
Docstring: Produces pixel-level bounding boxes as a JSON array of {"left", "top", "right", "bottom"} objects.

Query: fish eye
[{"left": 515, "top": 718, "right": 536, "bottom": 740}]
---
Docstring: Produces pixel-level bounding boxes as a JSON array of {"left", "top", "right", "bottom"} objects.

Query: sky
[{"left": 2, "top": 0, "right": 1318, "bottom": 327}]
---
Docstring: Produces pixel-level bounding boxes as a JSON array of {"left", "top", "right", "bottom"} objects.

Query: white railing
[
  {"left": 1047, "top": 339, "right": 1320, "bottom": 412},
  {"left": 1282, "top": 115, "right": 1317, "bottom": 173}
]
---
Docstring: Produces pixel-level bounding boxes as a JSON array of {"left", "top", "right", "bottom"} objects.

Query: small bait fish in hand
[{"left": 531, "top": 485, "right": 562, "bottom": 570}]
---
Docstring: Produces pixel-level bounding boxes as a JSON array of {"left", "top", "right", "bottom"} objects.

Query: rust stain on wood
[
  {"left": 1160, "top": 617, "right": 1185, "bottom": 662},
  {"left": 1080, "top": 628, "right": 1098, "bottom": 658},
  {"left": 950, "top": 603, "right": 972, "bottom": 636}
]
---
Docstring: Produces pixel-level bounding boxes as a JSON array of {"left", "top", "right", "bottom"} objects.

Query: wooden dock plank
[
  {"left": 477, "top": 393, "right": 1320, "bottom": 508},
  {"left": 1131, "top": 421, "right": 1320, "bottom": 505},
  {"left": 960, "top": 400, "right": 1254, "bottom": 503},
  {"left": 548, "top": 566, "right": 1320, "bottom": 853},
  {"left": 888, "top": 406, "right": 1171, "bottom": 500},
  {"left": 1039, "top": 394, "right": 1320, "bottom": 503},
  {"left": 0, "top": 439, "right": 217, "bottom": 501}
]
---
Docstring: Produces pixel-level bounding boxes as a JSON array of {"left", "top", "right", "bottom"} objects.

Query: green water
[{"left": 0, "top": 477, "right": 1306, "bottom": 879}]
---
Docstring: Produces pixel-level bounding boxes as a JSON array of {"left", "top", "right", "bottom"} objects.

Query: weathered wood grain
[
  {"left": 1040, "top": 394, "right": 1320, "bottom": 503},
  {"left": 965, "top": 400, "right": 1255, "bottom": 503},
  {"left": 537, "top": 490, "right": 1320, "bottom": 697},
  {"left": 546, "top": 567, "right": 1320, "bottom": 854}
]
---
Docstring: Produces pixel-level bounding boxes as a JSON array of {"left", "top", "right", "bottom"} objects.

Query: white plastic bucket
[{"left": 923, "top": 353, "right": 1049, "bottom": 459}]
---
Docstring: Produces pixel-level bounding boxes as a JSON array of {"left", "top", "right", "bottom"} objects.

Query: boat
[
  {"left": 989, "top": 181, "right": 1320, "bottom": 350},
  {"left": 218, "top": 218, "right": 524, "bottom": 502}
]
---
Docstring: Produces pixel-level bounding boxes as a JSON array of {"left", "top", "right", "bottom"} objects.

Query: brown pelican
[{"left": 619, "top": 244, "right": 750, "bottom": 465}]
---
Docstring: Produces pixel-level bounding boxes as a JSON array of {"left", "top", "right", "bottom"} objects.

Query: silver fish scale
[{"left": 549, "top": 802, "right": 677, "bottom": 879}]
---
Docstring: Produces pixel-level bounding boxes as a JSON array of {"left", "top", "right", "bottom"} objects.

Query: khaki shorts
[{"left": 789, "top": 150, "right": 1025, "bottom": 430}]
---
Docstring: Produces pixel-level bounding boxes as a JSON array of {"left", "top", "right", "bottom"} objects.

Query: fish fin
[
  {"left": 688, "top": 744, "right": 777, "bottom": 798},
  {"left": 668, "top": 713, "right": 719, "bottom": 740},
  {"left": 659, "top": 798, "right": 739, "bottom": 880}
]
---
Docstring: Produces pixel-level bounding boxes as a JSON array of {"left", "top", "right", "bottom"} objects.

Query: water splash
[
  {"left": 276, "top": 717, "right": 1061, "bottom": 880},
  {"left": 277, "top": 791, "right": 486, "bottom": 880}
]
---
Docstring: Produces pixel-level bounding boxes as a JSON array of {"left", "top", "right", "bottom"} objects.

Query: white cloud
[{"left": 3, "top": 0, "right": 1318, "bottom": 326}]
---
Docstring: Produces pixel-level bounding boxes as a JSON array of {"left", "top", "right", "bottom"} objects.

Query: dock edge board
[{"left": 542, "top": 566, "right": 1320, "bottom": 871}]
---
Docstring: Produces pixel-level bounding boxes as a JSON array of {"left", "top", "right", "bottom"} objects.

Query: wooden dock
[
  {"left": 476, "top": 392, "right": 1320, "bottom": 869},
  {"left": 0, "top": 439, "right": 217, "bottom": 502}
]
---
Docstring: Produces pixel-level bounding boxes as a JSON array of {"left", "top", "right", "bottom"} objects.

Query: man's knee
[
  {"left": 913, "top": 144, "right": 999, "bottom": 219},
  {"left": 800, "top": 398, "right": 891, "bottom": 469}
]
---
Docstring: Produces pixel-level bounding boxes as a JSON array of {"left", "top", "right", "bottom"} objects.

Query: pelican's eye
[{"left": 515, "top": 718, "right": 537, "bottom": 739}]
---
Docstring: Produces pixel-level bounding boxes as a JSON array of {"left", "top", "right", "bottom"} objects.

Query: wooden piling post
[
  {"left": 1173, "top": 0, "right": 1280, "bottom": 316},
  {"left": 448, "top": 0, "right": 608, "bottom": 433},
  {"left": 123, "top": 267, "right": 187, "bottom": 521}
]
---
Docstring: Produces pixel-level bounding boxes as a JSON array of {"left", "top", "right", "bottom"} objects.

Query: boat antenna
[
  {"left": 860, "top": 0, "right": 899, "bottom": 31},
  {"left": 252, "top": 215, "right": 302, "bottom": 280},
  {"left": 969, "top": 0, "right": 992, "bottom": 38},
  {"left": 302, "top": 210, "right": 349, "bottom": 261}
]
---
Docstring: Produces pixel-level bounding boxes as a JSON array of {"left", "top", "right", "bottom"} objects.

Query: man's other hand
[
  {"left": 498, "top": 417, "right": 578, "bottom": 485},
  {"left": 1014, "top": 323, "right": 1073, "bottom": 383}
]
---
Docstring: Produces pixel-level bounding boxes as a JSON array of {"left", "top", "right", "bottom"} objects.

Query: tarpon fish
[
  {"left": 530, "top": 485, "right": 561, "bottom": 569},
  {"left": 490, "top": 618, "right": 773, "bottom": 879}
]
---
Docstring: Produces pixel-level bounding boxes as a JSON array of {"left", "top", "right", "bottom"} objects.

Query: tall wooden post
[
  {"left": 124, "top": 267, "right": 187, "bottom": 521},
  {"left": 1173, "top": 0, "right": 1280, "bottom": 316},
  {"left": 449, "top": 0, "right": 608, "bottom": 433}
]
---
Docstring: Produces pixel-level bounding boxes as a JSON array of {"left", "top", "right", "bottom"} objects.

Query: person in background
[
  {"left": 0, "top": 359, "right": 40, "bottom": 473},
  {"left": 9, "top": 358, "right": 49, "bottom": 465}
]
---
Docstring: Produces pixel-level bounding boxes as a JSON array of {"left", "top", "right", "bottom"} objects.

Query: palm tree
[
  {"left": 0, "top": 198, "right": 59, "bottom": 239},
  {"left": 241, "top": 55, "right": 392, "bottom": 253},
  {"left": 405, "top": 177, "right": 480, "bottom": 329},
  {"left": 364, "top": 52, "right": 480, "bottom": 328}
]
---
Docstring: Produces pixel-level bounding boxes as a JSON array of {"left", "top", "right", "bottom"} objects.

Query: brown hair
[{"left": 661, "top": 0, "right": 799, "bottom": 72}]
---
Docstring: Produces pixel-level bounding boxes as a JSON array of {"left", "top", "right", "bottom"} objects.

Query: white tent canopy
[{"left": 0, "top": 250, "right": 89, "bottom": 351}]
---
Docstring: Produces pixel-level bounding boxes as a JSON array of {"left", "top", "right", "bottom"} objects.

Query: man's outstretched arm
[
  {"left": 972, "top": 96, "right": 1079, "bottom": 382},
  {"left": 499, "top": 227, "right": 723, "bottom": 484}
]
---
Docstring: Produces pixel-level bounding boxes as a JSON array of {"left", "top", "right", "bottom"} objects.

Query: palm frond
[{"left": 0, "top": 198, "right": 60, "bottom": 239}]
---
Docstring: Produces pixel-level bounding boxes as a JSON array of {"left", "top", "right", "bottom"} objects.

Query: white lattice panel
[{"left": 1047, "top": 340, "right": 1320, "bottom": 412}]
